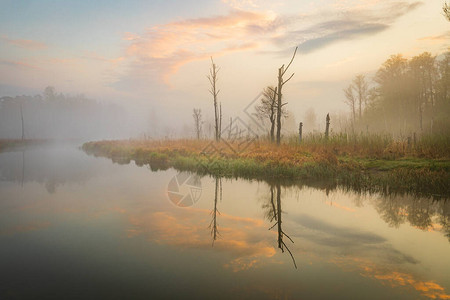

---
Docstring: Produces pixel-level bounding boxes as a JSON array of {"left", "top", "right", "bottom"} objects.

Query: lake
[{"left": 0, "top": 143, "right": 449, "bottom": 299}]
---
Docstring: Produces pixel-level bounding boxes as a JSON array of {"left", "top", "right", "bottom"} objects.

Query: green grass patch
[{"left": 82, "top": 140, "right": 450, "bottom": 198}]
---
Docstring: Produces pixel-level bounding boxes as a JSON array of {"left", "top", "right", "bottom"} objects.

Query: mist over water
[
  {"left": 0, "top": 144, "right": 448, "bottom": 299},
  {"left": 1, "top": 1, "right": 449, "bottom": 299}
]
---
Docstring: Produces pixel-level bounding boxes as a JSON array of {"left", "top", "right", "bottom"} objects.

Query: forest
[{"left": 343, "top": 51, "right": 450, "bottom": 136}]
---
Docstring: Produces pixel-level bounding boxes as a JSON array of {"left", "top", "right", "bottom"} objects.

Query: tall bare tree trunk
[
  {"left": 275, "top": 47, "right": 297, "bottom": 145},
  {"left": 276, "top": 68, "right": 283, "bottom": 145},
  {"left": 192, "top": 108, "right": 202, "bottom": 139},
  {"left": 208, "top": 57, "right": 220, "bottom": 142}
]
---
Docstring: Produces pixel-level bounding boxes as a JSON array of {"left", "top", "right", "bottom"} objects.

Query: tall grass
[
  {"left": 285, "top": 132, "right": 449, "bottom": 159},
  {"left": 82, "top": 135, "right": 450, "bottom": 198}
]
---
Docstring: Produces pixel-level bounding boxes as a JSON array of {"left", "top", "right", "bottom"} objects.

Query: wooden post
[
  {"left": 298, "top": 122, "right": 303, "bottom": 143},
  {"left": 325, "top": 113, "right": 330, "bottom": 140}
]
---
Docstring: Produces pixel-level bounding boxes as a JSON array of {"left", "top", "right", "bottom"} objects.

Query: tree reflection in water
[
  {"left": 265, "top": 183, "right": 297, "bottom": 268},
  {"left": 209, "top": 176, "right": 222, "bottom": 245},
  {"left": 372, "top": 194, "right": 450, "bottom": 242}
]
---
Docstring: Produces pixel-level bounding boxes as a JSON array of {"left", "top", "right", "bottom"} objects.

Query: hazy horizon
[{"left": 1, "top": 0, "right": 449, "bottom": 138}]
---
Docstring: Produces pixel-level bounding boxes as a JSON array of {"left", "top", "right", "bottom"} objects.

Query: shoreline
[{"left": 81, "top": 139, "right": 450, "bottom": 199}]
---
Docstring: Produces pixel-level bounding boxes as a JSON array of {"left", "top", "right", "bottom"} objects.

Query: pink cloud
[
  {"left": 0, "top": 59, "right": 39, "bottom": 69},
  {"left": 122, "top": 10, "right": 279, "bottom": 84},
  {"left": 1, "top": 35, "right": 47, "bottom": 50}
]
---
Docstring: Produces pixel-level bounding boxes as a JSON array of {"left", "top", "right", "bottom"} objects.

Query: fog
[
  {"left": 0, "top": 87, "right": 149, "bottom": 141},
  {"left": 2, "top": 50, "right": 448, "bottom": 142}
]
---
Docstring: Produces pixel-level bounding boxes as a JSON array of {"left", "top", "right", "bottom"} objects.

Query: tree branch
[
  {"left": 281, "top": 46, "right": 298, "bottom": 76},
  {"left": 282, "top": 73, "right": 295, "bottom": 86},
  {"left": 281, "top": 240, "right": 298, "bottom": 269},
  {"left": 268, "top": 222, "right": 278, "bottom": 231},
  {"left": 281, "top": 230, "right": 294, "bottom": 243}
]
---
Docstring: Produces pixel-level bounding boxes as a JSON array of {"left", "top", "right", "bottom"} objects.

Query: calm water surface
[{"left": 0, "top": 144, "right": 449, "bottom": 299}]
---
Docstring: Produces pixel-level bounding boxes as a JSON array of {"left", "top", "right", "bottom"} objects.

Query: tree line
[
  {"left": 0, "top": 86, "right": 129, "bottom": 140},
  {"left": 344, "top": 51, "right": 450, "bottom": 136}
]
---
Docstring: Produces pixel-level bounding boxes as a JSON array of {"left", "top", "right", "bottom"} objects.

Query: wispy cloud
[
  {"left": 81, "top": 51, "right": 125, "bottom": 65},
  {"left": 117, "top": 1, "right": 422, "bottom": 88},
  {"left": 1, "top": 35, "right": 47, "bottom": 50},
  {"left": 418, "top": 31, "right": 450, "bottom": 44},
  {"left": 0, "top": 59, "right": 39, "bottom": 70},
  {"left": 273, "top": 1, "right": 423, "bottom": 54},
  {"left": 121, "top": 9, "right": 275, "bottom": 85}
]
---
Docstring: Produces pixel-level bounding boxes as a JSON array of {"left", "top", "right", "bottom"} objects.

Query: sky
[{"left": 0, "top": 0, "right": 448, "bottom": 135}]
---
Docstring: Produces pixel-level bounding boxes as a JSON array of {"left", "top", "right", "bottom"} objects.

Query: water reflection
[
  {"left": 264, "top": 183, "right": 297, "bottom": 268},
  {"left": 1, "top": 145, "right": 449, "bottom": 299},
  {"left": 0, "top": 143, "right": 99, "bottom": 193},
  {"left": 210, "top": 177, "right": 222, "bottom": 244},
  {"left": 373, "top": 195, "right": 450, "bottom": 242}
]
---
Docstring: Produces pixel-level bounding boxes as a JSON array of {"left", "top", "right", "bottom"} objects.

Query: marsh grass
[
  {"left": 82, "top": 134, "right": 450, "bottom": 197},
  {"left": 0, "top": 139, "right": 47, "bottom": 151}
]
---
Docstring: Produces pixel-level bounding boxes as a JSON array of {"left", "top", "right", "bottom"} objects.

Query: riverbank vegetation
[
  {"left": 0, "top": 139, "right": 48, "bottom": 152},
  {"left": 82, "top": 133, "right": 450, "bottom": 198}
]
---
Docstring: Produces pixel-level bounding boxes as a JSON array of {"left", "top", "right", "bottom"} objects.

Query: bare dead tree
[
  {"left": 275, "top": 47, "right": 298, "bottom": 145},
  {"left": 207, "top": 57, "right": 221, "bottom": 142},
  {"left": 344, "top": 85, "right": 356, "bottom": 125},
  {"left": 352, "top": 74, "right": 369, "bottom": 120},
  {"left": 255, "top": 86, "right": 278, "bottom": 142},
  {"left": 192, "top": 108, "right": 202, "bottom": 139}
]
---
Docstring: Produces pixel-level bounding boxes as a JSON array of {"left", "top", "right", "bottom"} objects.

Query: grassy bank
[
  {"left": 82, "top": 138, "right": 450, "bottom": 198},
  {"left": 0, "top": 139, "right": 48, "bottom": 152}
]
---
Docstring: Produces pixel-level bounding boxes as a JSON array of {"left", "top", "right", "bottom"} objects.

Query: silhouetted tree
[
  {"left": 43, "top": 86, "right": 56, "bottom": 101},
  {"left": 344, "top": 74, "right": 368, "bottom": 124},
  {"left": 255, "top": 86, "right": 277, "bottom": 142},
  {"left": 353, "top": 74, "right": 369, "bottom": 120},
  {"left": 192, "top": 108, "right": 203, "bottom": 139},
  {"left": 275, "top": 47, "right": 297, "bottom": 145},
  {"left": 208, "top": 57, "right": 221, "bottom": 141},
  {"left": 374, "top": 54, "right": 409, "bottom": 132},
  {"left": 344, "top": 85, "right": 356, "bottom": 125},
  {"left": 409, "top": 52, "right": 436, "bottom": 131}
]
